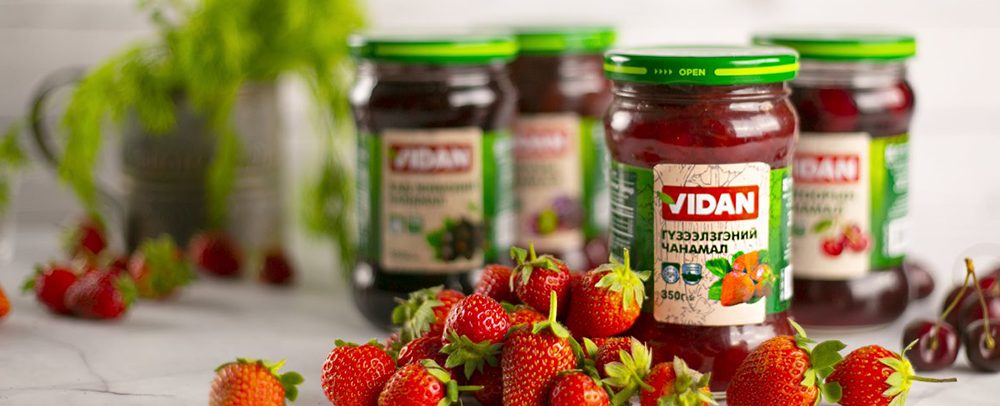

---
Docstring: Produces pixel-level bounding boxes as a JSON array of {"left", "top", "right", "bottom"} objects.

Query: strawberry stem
[
  {"left": 529, "top": 243, "right": 538, "bottom": 262},
  {"left": 623, "top": 248, "right": 631, "bottom": 272},
  {"left": 966, "top": 258, "right": 996, "bottom": 350}
]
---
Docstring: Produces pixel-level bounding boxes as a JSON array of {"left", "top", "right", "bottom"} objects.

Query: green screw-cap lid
[
  {"left": 513, "top": 25, "right": 616, "bottom": 55},
  {"left": 350, "top": 31, "right": 518, "bottom": 64},
  {"left": 753, "top": 32, "right": 916, "bottom": 61},
  {"left": 603, "top": 46, "right": 799, "bottom": 85}
]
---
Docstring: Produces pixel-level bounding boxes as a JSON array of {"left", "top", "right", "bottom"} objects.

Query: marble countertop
[{"left": 0, "top": 227, "right": 996, "bottom": 405}]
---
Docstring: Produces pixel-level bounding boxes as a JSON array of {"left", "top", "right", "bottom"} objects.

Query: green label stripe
[
  {"left": 482, "top": 131, "right": 515, "bottom": 263},
  {"left": 767, "top": 167, "right": 792, "bottom": 314},
  {"left": 870, "top": 134, "right": 909, "bottom": 269},
  {"left": 580, "top": 117, "right": 608, "bottom": 239},
  {"left": 715, "top": 62, "right": 800, "bottom": 77}
]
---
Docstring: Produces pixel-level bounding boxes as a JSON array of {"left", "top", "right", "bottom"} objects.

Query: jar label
[
  {"left": 581, "top": 117, "right": 611, "bottom": 240},
  {"left": 357, "top": 128, "right": 514, "bottom": 273},
  {"left": 792, "top": 133, "right": 908, "bottom": 280},
  {"left": 609, "top": 161, "right": 791, "bottom": 326}
]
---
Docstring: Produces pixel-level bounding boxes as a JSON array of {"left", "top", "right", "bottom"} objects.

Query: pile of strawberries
[
  {"left": 19, "top": 217, "right": 296, "bottom": 320},
  {"left": 315, "top": 244, "right": 957, "bottom": 406}
]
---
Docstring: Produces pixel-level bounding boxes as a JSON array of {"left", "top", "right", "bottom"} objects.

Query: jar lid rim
[
  {"left": 513, "top": 25, "right": 616, "bottom": 54},
  {"left": 350, "top": 30, "right": 518, "bottom": 64},
  {"left": 753, "top": 32, "right": 916, "bottom": 61},
  {"left": 603, "top": 45, "right": 800, "bottom": 85}
]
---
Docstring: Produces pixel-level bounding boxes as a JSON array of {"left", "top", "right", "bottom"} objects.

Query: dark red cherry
[
  {"left": 943, "top": 277, "right": 998, "bottom": 329},
  {"left": 961, "top": 296, "right": 1000, "bottom": 332},
  {"left": 964, "top": 318, "right": 1000, "bottom": 372},
  {"left": 904, "top": 259, "right": 935, "bottom": 300},
  {"left": 902, "top": 319, "right": 960, "bottom": 371}
]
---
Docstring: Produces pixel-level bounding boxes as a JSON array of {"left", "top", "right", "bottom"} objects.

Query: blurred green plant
[
  {"left": 59, "top": 0, "right": 365, "bottom": 270},
  {"left": 0, "top": 122, "right": 29, "bottom": 216}
]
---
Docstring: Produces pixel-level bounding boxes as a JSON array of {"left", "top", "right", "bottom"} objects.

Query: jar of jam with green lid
[
  {"left": 604, "top": 46, "right": 799, "bottom": 392},
  {"left": 509, "top": 25, "right": 616, "bottom": 270},
  {"left": 349, "top": 32, "right": 518, "bottom": 328},
  {"left": 754, "top": 33, "right": 916, "bottom": 328}
]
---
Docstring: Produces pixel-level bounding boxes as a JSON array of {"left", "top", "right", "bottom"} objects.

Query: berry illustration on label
[
  {"left": 425, "top": 217, "right": 485, "bottom": 262},
  {"left": 531, "top": 196, "right": 583, "bottom": 236},
  {"left": 705, "top": 250, "right": 773, "bottom": 307},
  {"left": 811, "top": 218, "right": 870, "bottom": 258}
]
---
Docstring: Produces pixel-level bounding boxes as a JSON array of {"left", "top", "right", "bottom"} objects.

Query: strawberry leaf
[
  {"left": 705, "top": 258, "right": 731, "bottom": 278},
  {"left": 657, "top": 191, "right": 674, "bottom": 205},
  {"left": 707, "top": 280, "right": 723, "bottom": 301},
  {"left": 810, "top": 340, "right": 846, "bottom": 372},
  {"left": 813, "top": 219, "right": 833, "bottom": 233},
  {"left": 820, "top": 382, "right": 842, "bottom": 403}
]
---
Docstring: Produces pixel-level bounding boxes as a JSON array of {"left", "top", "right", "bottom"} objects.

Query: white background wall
[{"left": 1, "top": 0, "right": 999, "bottom": 284}]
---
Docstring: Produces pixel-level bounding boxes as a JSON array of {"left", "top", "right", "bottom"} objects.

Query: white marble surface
[{"left": 0, "top": 227, "right": 997, "bottom": 405}]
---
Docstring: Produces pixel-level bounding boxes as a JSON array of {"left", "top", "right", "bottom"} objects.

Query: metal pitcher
[{"left": 29, "top": 68, "right": 283, "bottom": 252}]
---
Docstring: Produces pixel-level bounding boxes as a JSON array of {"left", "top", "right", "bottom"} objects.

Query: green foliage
[
  {"left": 0, "top": 122, "right": 29, "bottom": 216},
  {"left": 59, "top": 0, "right": 365, "bottom": 238}
]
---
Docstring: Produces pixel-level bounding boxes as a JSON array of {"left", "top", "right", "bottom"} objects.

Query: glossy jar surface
[
  {"left": 349, "top": 37, "right": 517, "bottom": 329},
  {"left": 754, "top": 33, "right": 917, "bottom": 328},
  {"left": 603, "top": 47, "right": 799, "bottom": 392},
  {"left": 510, "top": 47, "right": 612, "bottom": 270},
  {"left": 789, "top": 60, "right": 915, "bottom": 328}
]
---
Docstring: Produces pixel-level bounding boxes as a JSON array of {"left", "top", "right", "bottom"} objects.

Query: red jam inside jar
[
  {"left": 756, "top": 33, "right": 917, "bottom": 328},
  {"left": 348, "top": 32, "right": 518, "bottom": 329},
  {"left": 604, "top": 46, "right": 799, "bottom": 392},
  {"left": 509, "top": 26, "right": 616, "bottom": 270}
]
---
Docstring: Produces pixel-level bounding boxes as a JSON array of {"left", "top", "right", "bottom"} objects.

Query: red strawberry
[
  {"left": 128, "top": 236, "right": 193, "bottom": 299},
  {"left": 726, "top": 321, "right": 845, "bottom": 406},
  {"left": 468, "top": 364, "right": 504, "bottom": 406},
  {"left": 567, "top": 249, "right": 649, "bottom": 337},
  {"left": 639, "top": 358, "right": 714, "bottom": 406},
  {"left": 378, "top": 359, "right": 477, "bottom": 406},
  {"left": 188, "top": 231, "right": 243, "bottom": 278},
  {"left": 64, "top": 216, "right": 107, "bottom": 258},
  {"left": 595, "top": 337, "right": 635, "bottom": 378},
  {"left": 510, "top": 245, "right": 571, "bottom": 317},
  {"left": 259, "top": 247, "right": 295, "bottom": 286},
  {"left": 506, "top": 304, "right": 546, "bottom": 326},
  {"left": 398, "top": 335, "right": 447, "bottom": 367},
  {"left": 0, "top": 284, "right": 10, "bottom": 320},
  {"left": 65, "top": 269, "right": 136, "bottom": 319},
  {"left": 209, "top": 358, "right": 302, "bottom": 406},
  {"left": 22, "top": 264, "right": 78, "bottom": 314},
  {"left": 828, "top": 343, "right": 956, "bottom": 406},
  {"left": 502, "top": 292, "right": 577, "bottom": 406},
  {"left": 475, "top": 264, "right": 517, "bottom": 303},
  {"left": 392, "top": 286, "right": 465, "bottom": 343},
  {"left": 321, "top": 340, "right": 396, "bottom": 406},
  {"left": 549, "top": 371, "right": 609, "bottom": 406},
  {"left": 441, "top": 294, "right": 510, "bottom": 379}
]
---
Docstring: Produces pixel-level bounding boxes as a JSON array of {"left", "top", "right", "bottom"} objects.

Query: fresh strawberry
[
  {"left": 378, "top": 359, "right": 478, "bottom": 406},
  {"left": 22, "top": 263, "right": 78, "bottom": 314},
  {"left": 188, "top": 231, "right": 243, "bottom": 278},
  {"left": 639, "top": 358, "right": 714, "bottom": 406},
  {"left": 506, "top": 304, "right": 546, "bottom": 326},
  {"left": 502, "top": 292, "right": 577, "bottom": 406},
  {"left": 128, "top": 236, "right": 194, "bottom": 299},
  {"left": 468, "top": 364, "right": 504, "bottom": 406},
  {"left": 726, "top": 320, "right": 845, "bottom": 406},
  {"left": 209, "top": 358, "right": 302, "bottom": 406},
  {"left": 475, "top": 264, "right": 517, "bottom": 303},
  {"left": 321, "top": 340, "right": 396, "bottom": 406},
  {"left": 0, "top": 284, "right": 10, "bottom": 320},
  {"left": 594, "top": 337, "right": 635, "bottom": 378},
  {"left": 441, "top": 294, "right": 510, "bottom": 379},
  {"left": 827, "top": 343, "right": 956, "bottom": 406},
  {"left": 392, "top": 286, "right": 465, "bottom": 343},
  {"left": 259, "top": 247, "right": 295, "bottom": 286},
  {"left": 549, "top": 371, "right": 610, "bottom": 406},
  {"left": 65, "top": 269, "right": 136, "bottom": 319},
  {"left": 64, "top": 216, "right": 107, "bottom": 258},
  {"left": 510, "top": 245, "right": 571, "bottom": 317},
  {"left": 567, "top": 249, "right": 649, "bottom": 337},
  {"left": 397, "top": 335, "right": 448, "bottom": 368}
]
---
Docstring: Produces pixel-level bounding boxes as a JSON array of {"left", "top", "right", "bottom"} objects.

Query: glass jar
[
  {"left": 604, "top": 46, "right": 799, "bottom": 392},
  {"left": 755, "top": 33, "right": 916, "bottom": 328},
  {"left": 349, "top": 32, "right": 518, "bottom": 329},
  {"left": 509, "top": 26, "right": 616, "bottom": 271}
]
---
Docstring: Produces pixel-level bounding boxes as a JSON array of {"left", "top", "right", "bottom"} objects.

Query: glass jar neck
[
  {"left": 611, "top": 81, "right": 790, "bottom": 102},
  {"left": 794, "top": 60, "right": 908, "bottom": 88}
]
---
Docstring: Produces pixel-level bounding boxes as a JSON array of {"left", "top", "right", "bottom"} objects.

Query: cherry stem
[
  {"left": 910, "top": 376, "right": 958, "bottom": 383},
  {"left": 939, "top": 262, "right": 975, "bottom": 326},
  {"left": 966, "top": 258, "right": 996, "bottom": 350}
]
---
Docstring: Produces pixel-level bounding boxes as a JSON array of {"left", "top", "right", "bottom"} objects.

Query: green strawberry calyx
[
  {"left": 881, "top": 340, "right": 958, "bottom": 406},
  {"left": 602, "top": 338, "right": 653, "bottom": 405},
  {"left": 531, "top": 291, "right": 571, "bottom": 339},
  {"left": 442, "top": 331, "right": 503, "bottom": 379},
  {"left": 656, "top": 357, "right": 716, "bottom": 406},
  {"left": 137, "top": 236, "right": 194, "bottom": 297},
  {"left": 218, "top": 358, "right": 304, "bottom": 402},
  {"left": 420, "top": 359, "right": 481, "bottom": 405},
  {"left": 789, "top": 319, "right": 845, "bottom": 405},
  {"left": 391, "top": 286, "right": 446, "bottom": 343},
  {"left": 593, "top": 248, "right": 651, "bottom": 311},
  {"left": 509, "top": 244, "right": 564, "bottom": 290}
]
